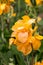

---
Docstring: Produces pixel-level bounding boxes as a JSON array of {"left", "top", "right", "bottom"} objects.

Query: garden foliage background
[{"left": 0, "top": 0, "right": 43, "bottom": 65}]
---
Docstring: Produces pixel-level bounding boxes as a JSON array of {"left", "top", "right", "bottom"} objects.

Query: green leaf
[
  {"left": 39, "top": 40, "right": 43, "bottom": 52},
  {"left": 38, "top": 19, "right": 43, "bottom": 26},
  {"left": 31, "top": 0, "right": 36, "bottom": 6}
]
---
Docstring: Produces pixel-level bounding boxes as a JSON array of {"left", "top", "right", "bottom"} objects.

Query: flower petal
[{"left": 35, "top": 34, "right": 43, "bottom": 40}]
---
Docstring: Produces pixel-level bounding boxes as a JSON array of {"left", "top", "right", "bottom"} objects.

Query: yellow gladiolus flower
[
  {"left": 25, "top": 0, "right": 32, "bottom": 6},
  {"left": 36, "top": 0, "right": 43, "bottom": 5},
  {"left": 34, "top": 62, "right": 41, "bottom": 65},
  {"left": 3, "top": 4, "right": 11, "bottom": 13},
  {"left": 10, "top": 22, "right": 33, "bottom": 55},
  {"left": 0, "top": 3, "right": 12, "bottom": 15},
  {"left": 9, "top": 15, "right": 36, "bottom": 55},
  {"left": 9, "top": 15, "right": 43, "bottom": 55},
  {"left": 34, "top": 60, "right": 43, "bottom": 65},
  {"left": 9, "top": 0, "right": 14, "bottom": 2},
  {"left": 0, "top": 3, "right": 6, "bottom": 15},
  {"left": 0, "top": 0, "right": 15, "bottom": 15},
  {"left": 9, "top": 29, "right": 32, "bottom": 55}
]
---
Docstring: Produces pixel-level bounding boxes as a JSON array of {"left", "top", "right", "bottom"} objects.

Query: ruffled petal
[
  {"left": 22, "top": 15, "right": 30, "bottom": 22},
  {"left": 31, "top": 37, "right": 41, "bottom": 50},
  {"left": 35, "top": 34, "right": 43, "bottom": 40}
]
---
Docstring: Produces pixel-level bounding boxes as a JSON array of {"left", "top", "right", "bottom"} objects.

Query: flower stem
[
  {"left": 1, "top": 15, "right": 6, "bottom": 43},
  {"left": 26, "top": 55, "right": 29, "bottom": 65}
]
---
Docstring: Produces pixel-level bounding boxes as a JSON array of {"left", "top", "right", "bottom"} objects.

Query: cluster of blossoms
[
  {"left": 25, "top": 0, "right": 43, "bottom": 6},
  {"left": 0, "top": 0, "right": 16, "bottom": 16},
  {"left": 9, "top": 15, "right": 43, "bottom": 55},
  {"left": 34, "top": 60, "right": 43, "bottom": 65}
]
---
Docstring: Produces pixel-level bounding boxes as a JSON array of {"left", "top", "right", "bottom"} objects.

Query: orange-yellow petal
[
  {"left": 0, "top": 9, "right": 3, "bottom": 15},
  {"left": 17, "top": 42, "right": 32, "bottom": 55},
  {"left": 34, "top": 61, "right": 43, "bottom": 65},
  {"left": 36, "top": 0, "right": 43, "bottom": 5},
  {"left": 31, "top": 37, "right": 41, "bottom": 50},
  {"left": 35, "top": 34, "right": 43, "bottom": 40},
  {"left": 0, "top": 3, "right": 6, "bottom": 15},
  {"left": 11, "top": 32, "right": 17, "bottom": 37},
  {"left": 9, "top": 0, "right": 14, "bottom": 2},
  {"left": 22, "top": 15, "right": 30, "bottom": 22},
  {"left": 27, "top": 19, "right": 35, "bottom": 25},
  {"left": 25, "top": 0, "right": 32, "bottom": 6},
  {"left": 11, "top": 20, "right": 24, "bottom": 31},
  {"left": 4, "top": 4, "right": 10, "bottom": 13},
  {"left": 24, "top": 44, "right": 32, "bottom": 55},
  {"left": 41, "top": 60, "right": 43, "bottom": 65},
  {"left": 1, "top": 3, "right": 6, "bottom": 10},
  {"left": 9, "top": 38, "right": 15, "bottom": 46}
]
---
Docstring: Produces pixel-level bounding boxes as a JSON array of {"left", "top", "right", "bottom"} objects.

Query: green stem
[
  {"left": 35, "top": 55, "right": 38, "bottom": 63},
  {"left": 1, "top": 15, "right": 6, "bottom": 43},
  {"left": 17, "top": 0, "right": 20, "bottom": 19},
  {"left": 24, "top": 56, "right": 29, "bottom": 65},
  {"left": 26, "top": 55, "right": 29, "bottom": 65},
  {"left": 30, "top": 44, "right": 35, "bottom": 65}
]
